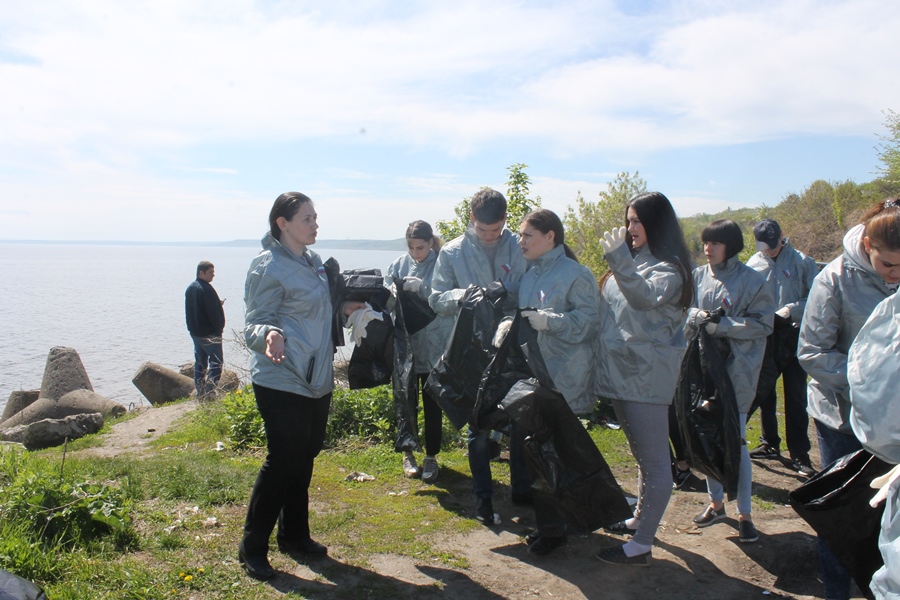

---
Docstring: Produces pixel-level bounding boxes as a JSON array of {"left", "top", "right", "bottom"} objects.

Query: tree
[
  {"left": 563, "top": 171, "right": 647, "bottom": 279},
  {"left": 435, "top": 164, "right": 541, "bottom": 241},
  {"left": 875, "top": 109, "right": 900, "bottom": 191}
]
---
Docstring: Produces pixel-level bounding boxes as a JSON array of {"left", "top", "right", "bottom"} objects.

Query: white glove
[
  {"left": 403, "top": 276, "right": 423, "bottom": 293},
  {"left": 599, "top": 226, "right": 627, "bottom": 254},
  {"left": 521, "top": 309, "right": 551, "bottom": 331},
  {"left": 492, "top": 317, "right": 513, "bottom": 348},
  {"left": 775, "top": 306, "right": 791, "bottom": 320},
  {"left": 704, "top": 321, "right": 718, "bottom": 335},
  {"left": 346, "top": 303, "right": 384, "bottom": 345}
]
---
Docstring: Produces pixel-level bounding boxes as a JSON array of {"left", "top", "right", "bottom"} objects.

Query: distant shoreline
[{"left": 0, "top": 238, "right": 407, "bottom": 251}]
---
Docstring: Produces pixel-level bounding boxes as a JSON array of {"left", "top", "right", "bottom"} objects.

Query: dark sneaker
[
  {"left": 673, "top": 467, "right": 692, "bottom": 490},
  {"left": 693, "top": 505, "right": 726, "bottom": 527},
  {"left": 476, "top": 497, "right": 500, "bottom": 526},
  {"left": 604, "top": 520, "right": 637, "bottom": 537},
  {"left": 277, "top": 537, "right": 328, "bottom": 556},
  {"left": 749, "top": 443, "right": 780, "bottom": 459},
  {"left": 524, "top": 529, "right": 541, "bottom": 545},
  {"left": 595, "top": 544, "right": 650, "bottom": 567},
  {"left": 527, "top": 535, "right": 568, "bottom": 556},
  {"left": 791, "top": 455, "right": 817, "bottom": 477},
  {"left": 421, "top": 456, "right": 440, "bottom": 483},
  {"left": 238, "top": 545, "right": 276, "bottom": 580},
  {"left": 739, "top": 519, "right": 759, "bottom": 543}
]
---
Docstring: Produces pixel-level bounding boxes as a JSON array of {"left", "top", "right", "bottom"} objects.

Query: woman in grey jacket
[
  {"left": 238, "top": 192, "right": 364, "bottom": 581},
  {"left": 515, "top": 209, "right": 600, "bottom": 556},
  {"left": 594, "top": 192, "right": 694, "bottom": 567},
  {"left": 686, "top": 220, "right": 774, "bottom": 545},
  {"left": 385, "top": 220, "right": 449, "bottom": 483},
  {"left": 798, "top": 198, "right": 900, "bottom": 600}
]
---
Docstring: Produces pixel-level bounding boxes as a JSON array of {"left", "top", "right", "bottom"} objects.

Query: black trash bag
[
  {"left": 341, "top": 268, "right": 391, "bottom": 308},
  {"left": 424, "top": 284, "right": 508, "bottom": 430},
  {"left": 675, "top": 324, "right": 741, "bottom": 500},
  {"left": 0, "top": 569, "right": 48, "bottom": 600},
  {"left": 501, "top": 379, "right": 633, "bottom": 533},
  {"left": 789, "top": 449, "right": 892, "bottom": 599},
  {"left": 391, "top": 277, "right": 419, "bottom": 452},
  {"left": 773, "top": 319, "right": 801, "bottom": 370},
  {"left": 323, "top": 257, "right": 345, "bottom": 349},
  {"left": 397, "top": 286, "right": 437, "bottom": 336},
  {"left": 348, "top": 307, "right": 394, "bottom": 389}
]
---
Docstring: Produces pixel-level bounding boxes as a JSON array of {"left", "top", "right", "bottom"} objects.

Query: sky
[{"left": 1, "top": 0, "right": 898, "bottom": 242}]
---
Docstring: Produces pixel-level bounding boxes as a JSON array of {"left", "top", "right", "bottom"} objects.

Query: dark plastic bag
[
  {"left": 323, "top": 257, "right": 345, "bottom": 349},
  {"left": 390, "top": 277, "right": 419, "bottom": 452},
  {"left": 348, "top": 307, "right": 394, "bottom": 389},
  {"left": 0, "top": 569, "right": 47, "bottom": 600},
  {"left": 502, "top": 378, "right": 633, "bottom": 533},
  {"left": 398, "top": 287, "right": 436, "bottom": 336},
  {"left": 675, "top": 326, "right": 741, "bottom": 500},
  {"left": 424, "top": 284, "right": 507, "bottom": 430},
  {"left": 789, "top": 449, "right": 891, "bottom": 599}
]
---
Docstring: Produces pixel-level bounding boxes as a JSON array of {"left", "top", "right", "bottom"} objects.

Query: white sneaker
[
  {"left": 421, "top": 456, "right": 439, "bottom": 483},
  {"left": 403, "top": 452, "right": 421, "bottom": 478}
]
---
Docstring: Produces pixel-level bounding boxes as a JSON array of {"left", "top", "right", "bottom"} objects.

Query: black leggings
[
  {"left": 417, "top": 374, "right": 443, "bottom": 456},
  {"left": 241, "top": 383, "right": 331, "bottom": 555}
]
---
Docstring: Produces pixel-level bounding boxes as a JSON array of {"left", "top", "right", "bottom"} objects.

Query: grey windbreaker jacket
[
  {"left": 798, "top": 224, "right": 895, "bottom": 433},
  {"left": 746, "top": 241, "right": 818, "bottom": 324},
  {"left": 686, "top": 255, "right": 774, "bottom": 413},
  {"left": 596, "top": 244, "right": 688, "bottom": 406},
  {"left": 385, "top": 249, "right": 452, "bottom": 373},
  {"left": 849, "top": 292, "right": 900, "bottom": 600},
  {"left": 429, "top": 225, "right": 526, "bottom": 317},
  {"left": 519, "top": 244, "right": 599, "bottom": 415},
  {"left": 244, "top": 233, "right": 334, "bottom": 399}
]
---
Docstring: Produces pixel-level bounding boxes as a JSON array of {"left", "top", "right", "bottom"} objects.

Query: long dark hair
[
  {"left": 268, "top": 192, "right": 311, "bottom": 241},
  {"left": 521, "top": 209, "right": 578, "bottom": 261},
  {"left": 406, "top": 220, "right": 442, "bottom": 253}
]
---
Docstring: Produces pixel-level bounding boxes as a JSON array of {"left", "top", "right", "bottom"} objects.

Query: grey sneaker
[
  {"left": 693, "top": 505, "right": 727, "bottom": 527},
  {"left": 402, "top": 452, "right": 421, "bottom": 478},
  {"left": 791, "top": 455, "right": 817, "bottom": 478},
  {"left": 739, "top": 519, "right": 759, "bottom": 543},
  {"left": 595, "top": 544, "right": 650, "bottom": 567},
  {"left": 421, "top": 455, "right": 439, "bottom": 483}
]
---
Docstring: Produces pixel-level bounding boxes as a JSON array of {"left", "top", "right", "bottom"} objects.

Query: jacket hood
[
  {"left": 533, "top": 244, "right": 565, "bottom": 269},
  {"left": 842, "top": 224, "right": 876, "bottom": 276},
  {"left": 261, "top": 232, "right": 310, "bottom": 262}
]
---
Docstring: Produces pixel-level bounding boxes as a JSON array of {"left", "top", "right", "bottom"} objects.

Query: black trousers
[
  {"left": 748, "top": 331, "right": 811, "bottom": 458},
  {"left": 241, "top": 383, "right": 331, "bottom": 556}
]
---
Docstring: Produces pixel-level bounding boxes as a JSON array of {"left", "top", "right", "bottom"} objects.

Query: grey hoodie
[
  {"left": 798, "top": 224, "right": 895, "bottom": 433},
  {"left": 244, "top": 233, "right": 334, "bottom": 399}
]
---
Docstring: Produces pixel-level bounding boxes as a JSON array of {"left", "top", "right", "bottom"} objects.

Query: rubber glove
[
  {"left": 403, "top": 276, "right": 423, "bottom": 293},
  {"left": 775, "top": 306, "right": 791, "bottom": 321},
  {"left": 599, "top": 226, "right": 627, "bottom": 254},
  {"left": 492, "top": 317, "right": 513, "bottom": 348},
  {"left": 346, "top": 303, "right": 383, "bottom": 345},
  {"left": 521, "top": 309, "right": 551, "bottom": 331}
]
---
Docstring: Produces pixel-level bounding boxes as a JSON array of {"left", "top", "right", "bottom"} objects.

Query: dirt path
[{"left": 79, "top": 405, "right": 862, "bottom": 599}]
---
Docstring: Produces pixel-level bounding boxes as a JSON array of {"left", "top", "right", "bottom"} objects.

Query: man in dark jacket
[{"left": 185, "top": 261, "right": 226, "bottom": 399}]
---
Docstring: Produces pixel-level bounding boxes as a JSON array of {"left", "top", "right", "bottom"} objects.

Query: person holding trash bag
[
  {"left": 798, "top": 198, "right": 900, "bottom": 600},
  {"left": 592, "top": 192, "right": 694, "bottom": 567},
  {"left": 746, "top": 218, "right": 819, "bottom": 477},
  {"left": 849, "top": 291, "right": 900, "bottom": 600},
  {"left": 429, "top": 188, "right": 528, "bottom": 526},
  {"left": 384, "top": 220, "right": 447, "bottom": 483},
  {"left": 685, "top": 219, "right": 773, "bottom": 545},
  {"left": 239, "top": 192, "right": 366, "bottom": 581},
  {"left": 510, "top": 208, "right": 600, "bottom": 556}
]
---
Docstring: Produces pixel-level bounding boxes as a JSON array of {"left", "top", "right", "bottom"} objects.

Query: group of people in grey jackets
[{"left": 235, "top": 189, "right": 900, "bottom": 600}]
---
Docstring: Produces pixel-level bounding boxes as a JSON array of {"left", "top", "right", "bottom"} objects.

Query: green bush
[
  {"left": 326, "top": 386, "right": 395, "bottom": 446},
  {"left": 222, "top": 388, "right": 266, "bottom": 450}
]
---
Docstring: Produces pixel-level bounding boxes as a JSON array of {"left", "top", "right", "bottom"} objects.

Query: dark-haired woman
[
  {"left": 515, "top": 209, "right": 600, "bottom": 556},
  {"left": 385, "top": 220, "right": 448, "bottom": 483},
  {"left": 798, "top": 198, "right": 900, "bottom": 600},
  {"left": 239, "top": 192, "right": 364, "bottom": 580},
  {"left": 593, "top": 192, "right": 695, "bottom": 567},
  {"left": 686, "top": 219, "right": 773, "bottom": 545}
]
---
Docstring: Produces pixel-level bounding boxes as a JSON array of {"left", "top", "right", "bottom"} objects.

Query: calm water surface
[{"left": 0, "top": 243, "right": 401, "bottom": 414}]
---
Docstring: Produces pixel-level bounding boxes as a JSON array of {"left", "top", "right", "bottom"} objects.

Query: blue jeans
[
  {"left": 706, "top": 413, "right": 753, "bottom": 516},
  {"left": 192, "top": 335, "right": 223, "bottom": 397},
  {"left": 468, "top": 425, "right": 530, "bottom": 500},
  {"left": 815, "top": 419, "right": 863, "bottom": 600}
]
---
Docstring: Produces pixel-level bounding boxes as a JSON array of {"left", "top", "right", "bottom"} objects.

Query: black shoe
[
  {"left": 238, "top": 545, "right": 276, "bottom": 580},
  {"left": 527, "top": 535, "right": 568, "bottom": 556},
  {"left": 693, "top": 505, "right": 726, "bottom": 527},
  {"left": 476, "top": 497, "right": 499, "bottom": 526},
  {"left": 511, "top": 492, "right": 533, "bottom": 506},
  {"left": 749, "top": 443, "right": 780, "bottom": 459},
  {"left": 595, "top": 544, "right": 650, "bottom": 567},
  {"left": 524, "top": 529, "right": 541, "bottom": 545},
  {"left": 604, "top": 520, "right": 637, "bottom": 537},
  {"left": 277, "top": 537, "right": 328, "bottom": 556},
  {"left": 738, "top": 519, "right": 759, "bottom": 543},
  {"left": 673, "top": 467, "right": 692, "bottom": 490},
  {"left": 791, "top": 455, "right": 817, "bottom": 477}
]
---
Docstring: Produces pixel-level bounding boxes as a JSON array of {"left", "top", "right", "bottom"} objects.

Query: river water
[{"left": 0, "top": 242, "right": 401, "bottom": 415}]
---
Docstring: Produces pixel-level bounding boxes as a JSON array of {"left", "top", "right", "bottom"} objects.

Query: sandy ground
[{"left": 79, "top": 402, "right": 867, "bottom": 599}]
